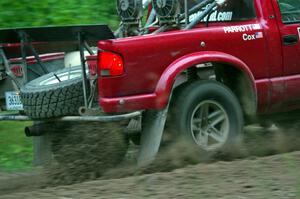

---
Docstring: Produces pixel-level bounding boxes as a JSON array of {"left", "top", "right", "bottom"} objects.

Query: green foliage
[
  {"left": 0, "top": 0, "right": 119, "bottom": 29},
  {"left": 0, "top": 121, "right": 33, "bottom": 172}
]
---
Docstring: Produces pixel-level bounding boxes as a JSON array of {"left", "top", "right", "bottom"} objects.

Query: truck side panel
[{"left": 98, "top": 0, "right": 288, "bottom": 114}]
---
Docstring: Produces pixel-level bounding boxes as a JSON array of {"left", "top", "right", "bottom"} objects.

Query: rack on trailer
[{"left": 0, "top": 25, "right": 141, "bottom": 122}]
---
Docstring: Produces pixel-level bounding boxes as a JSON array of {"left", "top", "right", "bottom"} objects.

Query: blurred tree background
[{"left": 0, "top": 0, "right": 119, "bottom": 29}]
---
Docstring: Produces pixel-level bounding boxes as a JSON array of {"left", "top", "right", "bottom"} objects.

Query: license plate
[{"left": 5, "top": 91, "right": 24, "bottom": 110}]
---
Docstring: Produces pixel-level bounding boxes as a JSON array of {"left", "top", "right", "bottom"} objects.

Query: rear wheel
[{"left": 170, "top": 80, "right": 244, "bottom": 153}]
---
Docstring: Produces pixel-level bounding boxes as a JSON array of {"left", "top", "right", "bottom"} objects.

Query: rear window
[
  {"left": 278, "top": 0, "right": 300, "bottom": 23},
  {"left": 182, "top": 0, "right": 256, "bottom": 22}
]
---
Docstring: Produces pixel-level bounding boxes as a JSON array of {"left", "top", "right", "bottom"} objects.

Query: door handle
[{"left": 283, "top": 35, "right": 298, "bottom": 45}]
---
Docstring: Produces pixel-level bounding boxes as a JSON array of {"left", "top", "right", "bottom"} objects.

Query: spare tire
[{"left": 20, "top": 66, "right": 86, "bottom": 119}]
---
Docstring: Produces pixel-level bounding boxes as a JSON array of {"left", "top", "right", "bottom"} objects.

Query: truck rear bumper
[
  {"left": 0, "top": 111, "right": 141, "bottom": 122},
  {"left": 99, "top": 93, "right": 166, "bottom": 113}
]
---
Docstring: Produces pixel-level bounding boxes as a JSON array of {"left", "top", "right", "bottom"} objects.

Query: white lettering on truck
[
  {"left": 223, "top": 24, "right": 262, "bottom": 33},
  {"left": 243, "top": 32, "right": 264, "bottom": 41},
  {"left": 189, "top": 11, "right": 233, "bottom": 22}
]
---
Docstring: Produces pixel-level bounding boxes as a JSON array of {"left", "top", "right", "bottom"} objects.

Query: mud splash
[
  {"left": 101, "top": 124, "right": 300, "bottom": 180},
  {"left": 1, "top": 123, "right": 300, "bottom": 195}
]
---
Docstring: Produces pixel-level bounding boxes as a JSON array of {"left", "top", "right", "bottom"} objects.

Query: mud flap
[
  {"left": 137, "top": 108, "right": 168, "bottom": 167},
  {"left": 32, "top": 122, "right": 53, "bottom": 166},
  {"left": 33, "top": 135, "right": 52, "bottom": 166}
]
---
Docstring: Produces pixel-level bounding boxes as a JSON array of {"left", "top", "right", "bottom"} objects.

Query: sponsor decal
[
  {"left": 252, "top": 24, "right": 261, "bottom": 30},
  {"left": 224, "top": 24, "right": 262, "bottom": 33},
  {"left": 189, "top": 10, "right": 233, "bottom": 22},
  {"left": 255, "top": 32, "right": 263, "bottom": 39},
  {"left": 242, "top": 32, "right": 264, "bottom": 41},
  {"left": 297, "top": 27, "right": 300, "bottom": 39},
  {"left": 186, "top": 4, "right": 233, "bottom": 23}
]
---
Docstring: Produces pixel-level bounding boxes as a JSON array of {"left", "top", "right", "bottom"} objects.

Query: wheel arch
[{"left": 154, "top": 51, "right": 257, "bottom": 117}]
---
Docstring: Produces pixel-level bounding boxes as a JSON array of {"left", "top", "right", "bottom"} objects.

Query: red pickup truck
[
  {"left": 2, "top": 0, "right": 300, "bottom": 175},
  {"left": 95, "top": 0, "right": 300, "bottom": 162}
]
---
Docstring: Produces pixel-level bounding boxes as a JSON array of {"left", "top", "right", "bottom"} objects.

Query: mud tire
[
  {"left": 47, "top": 122, "right": 129, "bottom": 185},
  {"left": 169, "top": 80, "right": 244, "bottom": 153},
  {"left": 20, "top": 66, "right": 85, "bottom": 119}
]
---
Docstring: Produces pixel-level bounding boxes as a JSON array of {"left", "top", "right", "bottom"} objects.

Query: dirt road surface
[
  {"left": 1, "top": 125, "right": 300, "bottom": 199},
  {"left": 0, "top": 151, "right": 299, "bottom": 199}
]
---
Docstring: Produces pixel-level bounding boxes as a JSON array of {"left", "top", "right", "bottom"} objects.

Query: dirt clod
[{"left": 45, "top": 122, "right": 128, "bottom": 185}]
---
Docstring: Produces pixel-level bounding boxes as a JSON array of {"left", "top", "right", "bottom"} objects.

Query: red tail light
[
  {"left": 98, "top": 51, "right": 124, "bottom": 77},
  {"left": 86, "top": 55, "right": 97, "bottom": 77},
  {"left": 10, "top": 65, "right": 23, "bottom": 77}
]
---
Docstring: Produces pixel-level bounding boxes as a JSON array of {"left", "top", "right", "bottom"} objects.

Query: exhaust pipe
[{"left": 24, "top": 123, "right": 46, "bottom": 137}]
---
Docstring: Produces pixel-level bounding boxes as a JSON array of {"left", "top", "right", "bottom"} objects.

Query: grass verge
[{"left": 0, "top": 121, "right": 33, "bottom": 172}]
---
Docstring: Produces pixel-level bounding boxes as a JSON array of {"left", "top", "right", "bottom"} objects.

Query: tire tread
[{"left": 20, "top": 67, "right": 85, "bottom": 119}]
